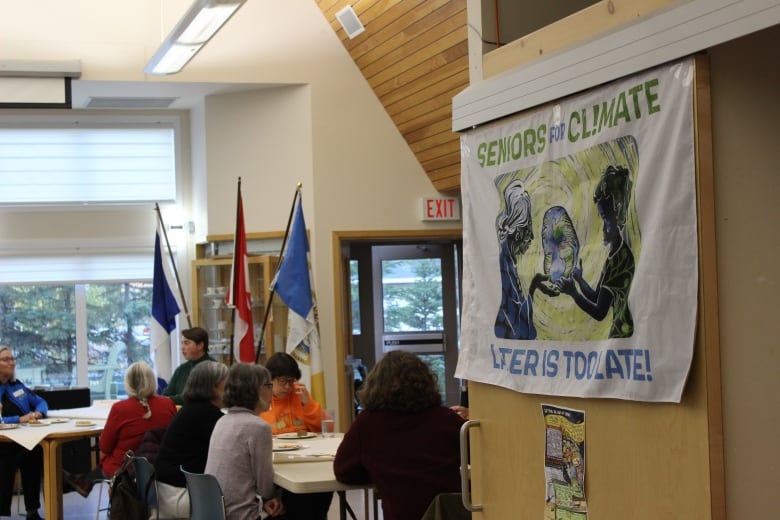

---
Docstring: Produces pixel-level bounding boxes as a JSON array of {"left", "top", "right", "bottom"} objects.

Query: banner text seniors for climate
[{"left": 456, "top": 58, "right": 698, "bottom": 402}]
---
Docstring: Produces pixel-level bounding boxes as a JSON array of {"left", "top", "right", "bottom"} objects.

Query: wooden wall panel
[{"left": 316, "top": 0, "right": 468, "bottom": 194}]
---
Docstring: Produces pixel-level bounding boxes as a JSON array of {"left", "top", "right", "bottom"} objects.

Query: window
[
  {"left": 0, "top": 125, "right": 176, "bottom": 205},
  {"left": 0, "top": 282, "right": 153, "bottom": 398}
]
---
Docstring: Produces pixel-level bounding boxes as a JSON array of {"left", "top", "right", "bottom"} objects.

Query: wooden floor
[{"left": 12, "top": 486, "right": 382, "bottom": 520}]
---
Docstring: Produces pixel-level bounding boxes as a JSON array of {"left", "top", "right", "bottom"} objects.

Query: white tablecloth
[{"left": 0, "top": 418, "right": 105, "bottom": 450}]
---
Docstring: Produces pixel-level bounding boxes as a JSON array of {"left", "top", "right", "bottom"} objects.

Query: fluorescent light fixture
[{"left": 144, "top": 0, "right": 246, "bottom": 76}]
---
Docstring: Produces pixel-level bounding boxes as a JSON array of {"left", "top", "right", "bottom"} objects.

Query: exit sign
[{"left": 421, "top": 197, "right": 461, "bottom": 221}]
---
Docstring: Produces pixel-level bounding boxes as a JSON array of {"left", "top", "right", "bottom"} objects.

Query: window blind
[{"left": 0, "top": 126, "right": 176, "bottom": 204}]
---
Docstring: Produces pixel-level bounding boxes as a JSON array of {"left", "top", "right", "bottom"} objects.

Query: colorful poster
[
  {"left": 457, "top": 58, "right": 698, "bottom": 402},
  {"left": 542, "top": 405, "right": 587, "bottom": 520}
]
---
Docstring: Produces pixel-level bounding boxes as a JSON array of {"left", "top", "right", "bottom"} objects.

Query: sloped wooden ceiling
[{"left": 316, "top": 0, "right": 468, "bottom": 193}]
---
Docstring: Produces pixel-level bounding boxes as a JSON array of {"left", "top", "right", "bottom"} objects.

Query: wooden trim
[
  {"left": 203, "top": 231, "right": 285, "bottom": 242},
  {"left": 331, "top": 228, "right": 464, "bottom": 431},
  {"left": 693, "top": 53, "right": 726, "bottom": 520},
  {"left": 454, "top": 0, "right": 780, "bottom": 131},
  {"left": 483, "top": 0, "right": 677, "bottom": 78}
]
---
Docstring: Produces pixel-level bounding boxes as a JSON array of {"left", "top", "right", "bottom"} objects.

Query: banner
[
  {"left": 226, "top": 182, "right": 255, "bottom": 363},
  {"left": 457, "top": 58, "right": 698, "bottom": 402},
  {"left": 272, "top": 199, "right": 326, "bottom": 406},
  {"left": 151, "top": 217, "right": 182, "bottom": 379}
]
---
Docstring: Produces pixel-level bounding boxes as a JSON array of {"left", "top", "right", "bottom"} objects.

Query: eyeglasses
[
  {"left": 274, "top": 378, "right": 297, "bottom": 387},
  {"left": 0, "top": 357, "right": 15, "bottom": 363}
]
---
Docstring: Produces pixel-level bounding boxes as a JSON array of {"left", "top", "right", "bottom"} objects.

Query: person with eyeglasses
[
  {"left": 259, "top": 352, "right": 325, "bottom": 436},
  {"left": 0, "top": 345, "right": 47, "bottom": 520},
  {"left": 259, "top": 352, "right": 332, "bottom": 520},
  {"left": 205, "top": 363, "right": 284, "bottom": 519}
]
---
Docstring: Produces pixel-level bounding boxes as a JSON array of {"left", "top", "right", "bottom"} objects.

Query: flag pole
[
  {"left": 255, "top": 183, "right": 302, "bottom": 363},
  {"left": 228, "top": 178, "right": 241, "bottom": 366},
  {"left": 154, "top": 203, "right": 192, "bottom": 328}
]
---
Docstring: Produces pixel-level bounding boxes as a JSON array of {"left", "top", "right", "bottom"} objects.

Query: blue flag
[
  {"left": 151, "top": 218, "right": 182, "bottom": 379},
  {"left": 272, "top": 199, "right": 325, "bottom": 405}
]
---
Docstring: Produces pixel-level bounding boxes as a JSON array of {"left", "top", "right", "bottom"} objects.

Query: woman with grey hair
[
  {"left": 98, "top": 361, "right": 177, "bottom": 477},
  {"left": 155, "top": 361, "right": 228, "bottom": 518},
  {"left": 206, "top": 363, "right": 284, "bottom": 519}
]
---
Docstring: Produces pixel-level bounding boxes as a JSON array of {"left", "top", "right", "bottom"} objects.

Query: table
[
  {"left": 272, "top": 434, "right": 374, "bottom": 520},
  {"left": 0, "top": 417, "right": 105, "bottom": 520}
]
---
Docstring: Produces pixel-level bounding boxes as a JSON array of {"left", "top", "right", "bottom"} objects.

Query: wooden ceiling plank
[
  {"left": 422, "top": 153, "right": 462, "bottom": 173},
  {"left": 404, "top": 118, "right": 453, "bottom": 143},
  {"left": 409, "top": 130, "right": 459, "bottom": 154},
  {"left": 416, "top": 139, "right": 461, "bottom": 163},
  {"left": 395, "top": 104, "right": 453, "bottom": 134},
  {"left": 352, "top": 0, "right": 464, "bottom": 65},
  {"left": 343, "top": 0, "right": 433, "bottom": 55},
  {"left": 363, "top": 25, "right": 467, "bottom": 85},
  {"left": 378, "top": 54, "right": 469, "bottom": 107},
  {"left": 357, "top": 8, "right": 467, "bottom": 74},
  {"left": 385, "top": 71, "right": 468, "bottom": 116},
  {"left": 371, "top": 42, "right": 468, "bottom": 95}
]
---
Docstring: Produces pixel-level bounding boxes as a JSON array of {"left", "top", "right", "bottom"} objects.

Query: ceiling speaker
[{"left": 335, "top": 5, "right": 365, "bottom": 39}]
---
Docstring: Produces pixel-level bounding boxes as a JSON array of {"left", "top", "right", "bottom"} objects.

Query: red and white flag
[{"left": 226, "top": 180, "right": 255, "bottom": 362}]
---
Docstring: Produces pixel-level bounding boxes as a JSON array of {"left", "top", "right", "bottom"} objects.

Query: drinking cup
[{"left": 321, "top": 409, "right": 335, "bottom": 438}]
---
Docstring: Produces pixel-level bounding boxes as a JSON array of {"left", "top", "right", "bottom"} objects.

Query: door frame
[{"left": 332, "top": 229, "right": 463, "bottom": 428}]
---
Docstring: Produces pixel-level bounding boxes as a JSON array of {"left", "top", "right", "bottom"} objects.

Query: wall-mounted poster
[
  {"left": 456, "top": 58, "right": 698, "bottom": 402},
  {"left": 543, "top": 404, "right": 587, "bottom": 520}
]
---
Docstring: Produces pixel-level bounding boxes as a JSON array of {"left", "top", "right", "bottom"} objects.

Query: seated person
[
  {"left": 155, "top": 360, "right": 228, "bottom": 519},
  {"left": 0, "top": 346, "right": 47, "bottom": 520},
  {"left": 260, "top": 352, "right": 332, "bottom": 519},
  {"left": 67, "top": 361, "right": 177, "bottom": 496},
  {"left": 205, "top": 363, "right": 283, "bottom": 519},
  {"left": 334, "top": 350, "right": 466, "bottom": 520},
  {"left": 260, "top": 352, "right": 324, "bottom": 434},
  {"left": 163, "top": 327, "right": 216, "bottom": 405}
]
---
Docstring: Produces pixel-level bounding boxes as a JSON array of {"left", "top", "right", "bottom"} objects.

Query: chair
[
  {"left": 181, "top": 467, "right": 226, "bottom": 520},
  {"left": 420, "top": 493, "right": 471, "bottom": 520},
  {"left": 133, "top": 456, "right": 158, "bottom": 519},
  {"left": 89, "top": 341, "right": 124, "bottom": 400}
]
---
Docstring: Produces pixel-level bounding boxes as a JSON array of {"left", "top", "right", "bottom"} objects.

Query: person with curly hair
[{"left": 334, "top": 350, "right": 466, "bottom": 520}]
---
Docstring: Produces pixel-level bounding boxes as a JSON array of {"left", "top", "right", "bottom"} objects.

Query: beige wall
[
  {"left": 708, "top": 25, "right": 780, "bottom": 517},
  {"left": 0, "top": 1, "right": 455, "bottom": 408}
]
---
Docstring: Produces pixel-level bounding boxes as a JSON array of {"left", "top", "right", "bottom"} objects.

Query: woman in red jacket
[{"left": 66, "top": 360, "right": 177, "bottom": 497}]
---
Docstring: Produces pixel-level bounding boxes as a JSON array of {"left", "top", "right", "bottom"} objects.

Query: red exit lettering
[{"left": 421, "top": 198, "right": 460, "bottom": 221}]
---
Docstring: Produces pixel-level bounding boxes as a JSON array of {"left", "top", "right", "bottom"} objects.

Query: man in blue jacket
[{"left": 0, "top": 345, "right": 48, "bottom": 520}]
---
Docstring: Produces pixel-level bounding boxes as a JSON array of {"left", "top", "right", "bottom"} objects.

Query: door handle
[{"left": 459, "top": 419, "right": 483, "bottom": 512}]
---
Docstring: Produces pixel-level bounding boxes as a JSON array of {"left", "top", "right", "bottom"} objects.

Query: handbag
[{"left": 108, "top": 451, "right": 152, "bottom": 520}]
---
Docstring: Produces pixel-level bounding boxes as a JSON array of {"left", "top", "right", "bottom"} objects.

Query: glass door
[{"left": 371, "top": 243, "right": 461, "bottom": 406}]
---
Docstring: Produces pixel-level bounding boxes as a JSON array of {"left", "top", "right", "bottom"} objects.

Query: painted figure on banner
[
  {"left": 493, "top": 177, "right": 557, "bottom": 340},
  {"left": 557, "top": 164, "right": 636, "bottom": 338}
]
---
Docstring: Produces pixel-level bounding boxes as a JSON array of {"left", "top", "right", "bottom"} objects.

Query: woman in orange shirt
[
  {"left": 260, "top": 352, "right": 332, "bottom": 519},
  {"left": 260, "top": 352, "right": 325, "bottom": 434}
]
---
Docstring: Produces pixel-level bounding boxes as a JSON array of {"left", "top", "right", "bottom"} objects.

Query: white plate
[
  {"left": 46, "top": 418, "right": 70, "bottom": 424},
  {"left": 273, "top": 443, "right": 303, "bottom": 452},
  {"left": 74, "top": 421, "right": 96, "bottom": 427},
  {"left": 28, "top": 421, "right": 49, "bottom": 427},
  {"left": 0, "top": 423, "right": 19, "bottom": 430},
  {"left": 277, "top": 432, "right": 317, "bottom": 440}
]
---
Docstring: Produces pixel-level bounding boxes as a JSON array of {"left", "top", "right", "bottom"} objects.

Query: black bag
[{"left": 108, "top": 451, "right": 151, "bottom": 520}]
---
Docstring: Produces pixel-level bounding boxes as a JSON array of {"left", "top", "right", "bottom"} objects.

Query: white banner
[{"left": 457, "top": 58, "right": 698, "bottom": 402}]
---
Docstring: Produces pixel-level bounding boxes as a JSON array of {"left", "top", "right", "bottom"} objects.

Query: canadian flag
[{"left": 226, "top": 180, "right": 254, "bottom": 362}]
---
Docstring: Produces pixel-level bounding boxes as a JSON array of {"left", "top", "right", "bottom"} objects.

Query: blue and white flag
[
  {"left": 151, "top": 217, "right": 182, "bottom": 380},
  {"left": 272, "top": 198, "right": 326, "bottom": 406}
]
